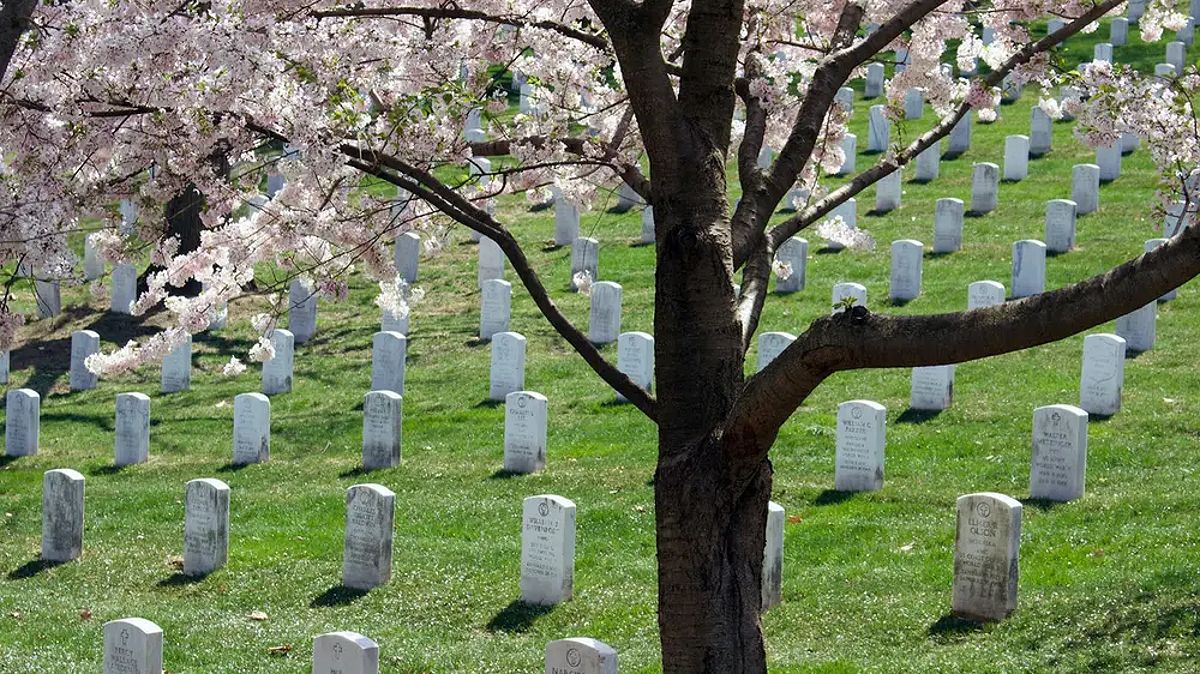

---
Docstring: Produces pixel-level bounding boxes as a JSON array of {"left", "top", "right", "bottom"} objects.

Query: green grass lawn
[{"left": 4, "top": 17, "right": 1200, "bottom": 674}]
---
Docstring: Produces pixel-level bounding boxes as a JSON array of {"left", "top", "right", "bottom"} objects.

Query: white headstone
[
  {"left": 933, "top": 198, "right": 964, "bottom": 253},
  {"left": 1044, "top": 200, "right": 1077, "bottom": 253},
  {"left": 478, "top": 236, "right": 506, "bottom": 287},
  {"left": 313, "top": 632, "right": 380, "bottom": 674},
  {"left": 103, "top": 618, "right": 163, "bottom": 674},
  {"left": 1121, "top": 131, "right": 1139, "bottom": 155},
  {"left": 521, "top": 494, "right": 576, "bottom": 606},
  {"left": 889, "top": 239, "right": 923, "bottom": 302},
  {"left": 1003, "top": 135, "right": 1030, "bottom": 181},
  {"left": 394, "top": 232, "right": 420, "bottom": 283},
  {"left": 588, "top": 281, "right": 622, "bottom": 345},
  {"left": 1111, "top": 17, "right": 1129, "bottom": 46},
  {"left": 468, "top": 155, "right": 492, "bottom": 188},
  {"left": 1030, "top": 404, "right": 1089, "bottom": 502},
  {"left": 1048, "top": 18, "right": 1066, "bottom": 36},
  {"left": 904, "top": 88, "right": 924, "bottom": 119},
  {"left": 111, "top": 263, "right": 137, "bottom": 315},
  {"left": 1001, "top": 74, "right": 1021, "bottom": 103},
  {"left": 1167, "top": 41, "right": 1186, "bottom": 74},
  {"left": 1156, "top": 62, "right": 1178, "bottom": 78},
  {"left": 69, "top": 330, "right": 100, "bottom": 391},
  {"left": 967, "top": 281, "right": 1006, "bottom": 310},
  {"left": 831, "top": 282, "right": 867, "bottom": 314},
  {"left": 570, "top": 237, "right": 600, "bottom": 291},
  {"left": 762, "top": 501, "right": 785, "bottom": 612},
  {"left": 865, "top": 63, "right": 885, "bottom": 98},
  {"left": 5, "top": 388, "right": 39, "bottom": 456},
  {"left": 489, "top": 332, "right": 527, "bottom": 402},
  {"left": 232, "top": 392, "right": 270, "bottom": 465},
  {"left": 875, "top": 167, "right": 901, "bottom": 213},
  {"left": 835, "top": 400, "right": 886, "bottom": 492},
  {"left": 204, "top": 282, "right": 227, "bottom": 331},
  {"left": 1164, "top": 199, "right": 1190, "bottom": 238},
  {"left": 837, "top": 133, "right": 857, "bottom": 176},
  {"left": 774, "top": 237, "right": 808, "bottom": 293},
  {"left": 867, "top": 105, "right": 890, "bottom": 153},
  {"left": 836, "top": 86, "right": 855, "bottom": 111},
  {"left": 616, "top": 332, "right": 654, "bottom": 401},
  {"left": 756, "top": 332, "right": 795, "bottom": 372},
  {"left": 362, "top": 391, "right": 402, "bottom": 470},
  {"left": 1128, "top": 0, "right": 1147, "bottom": 22},
  {"left": 84, "top": 233, "right": 104, "bottom": 280},
  {"left": 42, "top": 468, "right": 85, "bottom": 562},
  {"left": 114, "top": 392, "right": 151, "bottom": 466},
  {"left": 342, "top": 483, "right": 395, "bottom": 590},
  {"left": 381, "top": 307, "right": 408, "bottom": 336},
  {"left": 1079, "top": 333, "right": 1126, "bottom": 417},
  {"left": 1093, "top": 42, "right": 1113, "bottom": 63},
  {"left": 952, "top": 493, "right": 1022, "bottom": 622},
  {"left": 261, "top": 329, "right": 295, "bottom": 395},
  {"left": 545, "top": 638, "right": 616, "bottom": 674},
  {"left": 504, "top": 391, "right": 548, "bottom": 473},
  {"left": 370, "top": 331, "right": 406, "bottom": 395},
  {"left": 1096, "top": 141, "right": 1121, "bottom": 182},
  {"left": 910, "top": 366, "right": 954, "bottom": 411},
  {"left": 479, "top": 278, "right": 513, "bottom": 340},
  {"left": 948, "top": 110, "right": 973, "bottom": 155},
  {"left": 183, "top": 478, "right": 230, "bottom": 576},
  {"left": 465, "top": 107, "right": 487, "bottom": 143},
  {"left": 554, "top": 194, "right": 581, "bottom": 246},
  {"left": 1072, "top": 164, "right": 1101, "bottom": 215},
  {"left": 1010, "top": 240, "right": 1047, "bottom": 298},
  {"left": 0, "top": 350, "right": 8, "bottom": 385},
  {"left": 160, "top": 335, "right": 192, "bottom": 393},
  {"left": 35, "top": 278, "right": 60, "bottom": 318},
  {"left": 1030, "top": 106, "right": 1052, "bottom": 156},
  {"left": 1115, "top": 301, "right": 1156, "bottom": 352},
  {"left": 1179, "top": 17, "right": 1195, "bottom": 45},
  {"left": 970, "top": 163, "right": 999, "bottom": 214},
  {"left": 915, "top": 143, "right": 940, "bottom": 182},
  {"left": 288, "top": 280, "right": 318, "bottom": 344}
]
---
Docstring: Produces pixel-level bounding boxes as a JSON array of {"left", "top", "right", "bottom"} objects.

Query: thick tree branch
[{"left": 0, "top": 0, "right": 36, "bottom": 82}]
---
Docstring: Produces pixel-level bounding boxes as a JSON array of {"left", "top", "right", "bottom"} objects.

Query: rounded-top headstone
[
  {"left": 952, "top": 492, "right": 1022, "bottom": 622},
  {"left": 312, "top": 631, "right": 380, "bottom": 674},
  {"left": 42, "top": 468, "right": 85, "bottom": 562},
  {"left": 5, "top": 388, "right": 41, "bottom": 457},
  {"left": 103, "top": 617, "right": 163, "bottom": 674},
  {"left": 545, "top": 637, "right": 617, "bottom": 674},
  {"left": 184, "top": 478, "right": 231, "bottom": 576}
]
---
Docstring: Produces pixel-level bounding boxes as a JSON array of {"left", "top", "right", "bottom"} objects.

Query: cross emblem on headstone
[
  {"left": 332, "top": 643, "right": 343, "bottom": 660},
  {"left": 120, "top": 628, "right": 129, "bottom": 646}
]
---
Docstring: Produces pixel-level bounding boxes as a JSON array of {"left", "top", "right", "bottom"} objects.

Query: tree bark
[{"left": 0, "top": 0, "right": 36, "bottom": 82}]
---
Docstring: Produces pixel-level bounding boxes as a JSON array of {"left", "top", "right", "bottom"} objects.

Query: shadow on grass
[
  {"left": 310, "top": 584, "right": 369, "bottom": 608},
  {"left": 941, "top": 150, "right": 966, "bottom": 161},
  {"left": 541, "top": 243, "right": 566, "bottom": 253},
  {"left": 865, "top": 208, "right": 896, "bottom": 217},
  {"left": 1020, "top": 497, "right": 1064, "bottom": 512},
  {"left": 925, "top": 251, "right": 953, "bottom": 260},
  {"left": 489, "top": 469, "right": 524, "bottom": 480},
  {"left": 1087, "top": 413, "right": 1115, "bottom": 423},
  {"left": 897, "top": 409, "right": 942, "bottom": 424},
  {"left": 473, "top": 400, "right": 503, "bottom": 409},
  {"left": 1126, "top": 349, "right": 1149, "bottom": 361},
  {"left": 928, "top": 613, "right": 986, "bottom": 641},
  {"left": 216, "top": 462, "right": 251, "bottom": 474},
  {"left": 0, "top": 456, "right": 21, "bottom": 469},
  {"left": 88, "top": 464, "right": 129, "bottom": 477},
  {"left": 157, "top": 572, "right": 207, "bottom": 587},
  {"left": 815, "top": 246, "right": 844, "bottom": 255},
  {"left": 1046, "top": 249, "right": 1070, "bottom": 259},
  {"left": 600, "top": 399, "right": 629, "bottom": 409},
  {"left": 339, "top": 465, "right": 377, "bottom": 479},
  {"left": 965, "top": 210, "right": 990, "bottom": 218},
  {"left": 813, "top": 489, "right": 856, "bottom": 506},
  {"left": 630, "top": 240, "right": 654, "bottom": 248},
  {"left": 486, "top": 599, "right": 555, "bottom": 633},
  {"left": 891, "top": 298, "right": 913, "bottom": 308},
  {"left": 464, "top": 337, "right": 490, "bottom": 349},
  {"left": 7, "top": 558, "right": 66, "bottom": 580}
]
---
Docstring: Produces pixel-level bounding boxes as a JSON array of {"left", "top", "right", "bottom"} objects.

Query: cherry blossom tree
[{"left": 4, "top": 1, "right": 1200, "bottom": 671}]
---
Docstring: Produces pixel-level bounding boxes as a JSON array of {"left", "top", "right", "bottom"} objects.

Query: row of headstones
[{"left": 99, "top": 616, "right": 618, "bottom": 674}]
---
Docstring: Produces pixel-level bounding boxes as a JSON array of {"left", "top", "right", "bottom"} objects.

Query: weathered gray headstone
[
  {"left": 570, "top": 237, "right": 600, "bottom": 291},
  {"left": 967, "top": 281, "right": 1006, "bottom": 310},
  {"left": 0, "top": 350, "right": 8, "bottom": 385},
  {"left": 554, "top": 193, "right": 581, "bottom": 246},
  {"left": 1072, "top": 164, "right": 1101, "bottom": 214},
  {"left": 835, "top": 86, "right": 855, "bottom": 111},
  {"left": 381, "top": 307, "right": 408, "bottom": 336},
  {"left": 362, "top": 391, "right": 402, "bottom": 470},
  {"left": 103, "top": 618, "right": 163, "bottom": 674},
  {"left": 232, "top": 392, "right": 270, "bottom": 465},
  {"left": 889, "top": 239, "right": 923, "bottom": 302},
  {"left": 69, "top": 330, "right": 100, "bottom": 391},
  {"left": 756, "top": 332, "right": 795, "bottom": 372},
  {"left": 1111, "top": 17, "right": 1129, "bottom": 46},
  {"left": 489, "top": 332, "right": 527, "bottom": 402},
  {"left": 1128, "top": 0, "right": 1147, "bottom": 22},
  {"left": 831, "top": 282, "right": 867, "bottom": 314},
  {"left": 835, "top": 400, "right": 886, "bottom": 492},
  {"left": 1121, "top": 131, "right": 1139, "bottom": 155},
  {"left": 933, "top": 198, "right": 964, "bottom": 253},
  {"left": 313, "top": 631, "right": 379, "bottom": 674},
  {"left": 370, "top": 331, "right": 406, "bottom": 395},
  {"left": 545, "top": 638, "right": 616, "bottom": 674},
  {"left": 641, "top": 207, "right": 656, "bottom": 244},
  {"left": 915, "top": 143, "right": 940, "bottom": 182},
  {"left": 1003, "top": 135, "right": 1030, "bottom": 181},
  {"left": 867, "top": 105, "right": 890, "bottom": 153},
  {"left": 261, "top": 329, "right": 295, "bottom": 395},
  {"left": 970, "top": 163, "right": 999, "bottom": 214},
  {"left": 952, "top": 492, "right": 1022, "bottom": 622},
  {"left": 616, "top": 332, "right": 653, "bottom": 401},
  {"left": 762, "top": 501, "right": 785, "bottom": 612},
  {"left": 521, "top": 494, "right": 576, "bottom": 605},
  {"left": 394, "top": 232, "right": 420, "bottom": 283},
  {"left": 1096, "top": 141, "right": 1121, "bottom": 181},
  {"left": 1156, "top": 62, "right": 1178, "bottom": 78},
  {"left": 774, "top": 237, "right": 808, "bottom": 293},
  {"left": 1167, "top": 41, "right": 1186, "bottom": 73},
  {"left": 84, "top": 233, "right": 104, "bottom": 280},
  {"left": 111, "top": 263, "right": 137, "bottom": 315},
  {"left": 42, "top": 468, "right": 84, "bottom": 562},
  {"left": 948, "top": 110, "right": 973, "bottom": 155},
  {"left": 1116, "top": 301, "right": 1156, "bottom": 352},
  {"left": 1047, "top": 18, "right": 1066, "bottom": 36},
  {"left": 1093, "top": 42, "right": 1113, "bottom": 63},
  {"left": 1179, "top": 17, "right": 1195, "bottom": 46},
  {"left": 1030, "top": 106, "right": 1053, "bottom": 156},
  {"left": 504, "top": 391, "right": 548, "bottom": 473},
  {"left": 1011, "top": 240, "right": 1046, "bottom": 298},
  {"left": 288, "top": 280, "right": 318, "bottom": 344},
  {"left": 1079, "top": 333, "right": 1126, "bottom": 417},
  {"left": 342, "top": 483, "right": 395, "bottom": 590},
  {"left": 1030, "top": 405, "right": 1089, "bottom": 502},
  {"left": 904, "top": 88, "right": 924, "bottom": 119},
  {"left": 113, "top": 392, "right": 150, "bottom": 466},
  {"left": 588, "top": 281, "right": 622, "bottom": 345},
  {"left": 478, "top": 236, "right": 506, "bottom": 287},
  {"left": 1001, "top": 74, "right": 1021, "bottom": 103},
  {"left": 1164, "top": 199, "right": 1190, "bottom": 238},
  {"left": 910, "top": 366, "right": 954, "bottom": 411},
  {"left": 1044, "top": 200, "right": 1077, "bottom": 253},
  {"left": 35, "top": 277, "right": 60, "bottom": 318},
  {"left": 160, "top": 335, "right": 192, "bottom": 393},
  {"left": 865, "top": 63, "right": 885, "bottom": 98},
  {"left": 615, "top": 182, "right": 644, "bottom": 213},
  {"left": 5, "top": 388, "right": 39, "bottom": 456},
  {"left": 1144, "top": 239, "right": 1179, "bottom": 300},
  {"left": 183, "top": 478, "right": 230, "bottom": 576},
  {"left": 875, "top": 167, "right": 901, "bottom": 213}
]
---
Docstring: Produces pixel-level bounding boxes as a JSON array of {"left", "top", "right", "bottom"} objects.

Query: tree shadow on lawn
[
  {"left": 310, "top": 584, "right": 370, "bottom": 608},
  {"left": 486, "top": 599, "right": 555, "bottom": 633},
  {"left": 6, "top": 558, "right": 67, "bottom": 581},
  {"left": 812, "top": 489, "right": 856, "bottom": 506},
  {"left": 927, "top": 613, "right": 986, "bottom": 642},
  {"left": 896, "top": 409, "right": 942, "bottom": 424}
]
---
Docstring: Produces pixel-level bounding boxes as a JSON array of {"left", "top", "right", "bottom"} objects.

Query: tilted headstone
[
  {"left": 835, "top": 400, "right": 886, "bottom": 492},
  {"left": 904, "top": 88, "right": 924, "bottom": 119},
  {"left": 952, "top": 493, "right": 1022, "bottom": 622},
  {"left": 521, "top": 494, "right": 576, "bottom": 605},
  {"left": 889, "top": 240, "right": 923, "bottom": 302},
  {"left": 1079, "top": 333, "right": 1126, "bottom": 417},
  {"left": 1030, "top": 405, "right": 1089, "bottom": 502},
  {"left": 160, "top": 335, "right": 192, "bottom": 393},
  {"left": 837, "top": 133, "right": 857, "bottom": 176},
  {"left": 615, "top": 182, "right": 644, "bottom": 213},
  {"left": 342, "top": 483, "right": 395, "bottom": 590},
  {"left": 232, "top": 392, "right": 270, "bottom": 465},
  {"left": 1011, "top": 240, "right": 1047, "bottom": 298},
  {"left": 395, "top": 232, "right": 420, "bottom": 283},
  {"left": 313, "top": 632, "right": 379, "bottom": 674},
  {"left": 1044, "top": 200, "right": 1077, "bottom": 253},
  {"left": 756, "top": 332, "right": 795, "bottom": 372},
  {"left": 113, "top": 392, "right": 150, "bottom": 466},
  {"left": 183, "top": 478, "right": 230, "bottom": 576},
  {"left": 1072, "top": 164, "right": 1101, "bottom": 214},
  {"left": 1110, "top": 17, "right": 1129, "bottom": 46},
  {"left": 864, "top": 63, "right": 885, "bottom": 98},
  {"left": 1096, "top": 141, "right": 1121, "bottom": 182},
  {"left": 1144, "top": 239, "right": 1179, "bottom": 300},
  {"left": 967, "top": 281, "right": 1006, "bottom": 310},
  {"left": 287, "top": 280, "right": 318, "bottom": 344},
  {"left": 5, "top": 388, "right": 39, "bottom": 456},
  {"left": 103, "top": 618, "right": 163, "bottom": 674},
  {"left": 762, "top": 501, "right": 785, "bottom": 612},
  {"left": 69, "top": 330, "right": 100, "bottom": 391},
  {"left": 947, "top": 110, "right": 973, "bottom": 155},
  {"left": 1030, "top": 106, "right": 1052, "bottom": 156},
  {"left": 1003, "top": 135, "right": 1030, "bottom": 181},
  {"left": 910, "top": 365, "right": 954, "bottom": 411},
  {"left": 914, "top": 143, "right": 940, "bottom": 182},
  {"left": 1167, "top": 41, "right": 1186, "bottom": 74},
  {"left": 867, "top": 105, "right": 890, "bottom": 153},
  {"left": 111, "top": 263, "right": 137, "bottom": 315},
  {"left": 84, "top": 233, "right": 104, "bottom": 280},
  {"left": 504, "top": 391, "right": 548, "bottom": 473},
  {"left": 875, "top": 167, "right": 901, "bottom": 213},
  {"left": 41, "top": 468, "right": 85, "bottom": 562},
  {"left": 933, "top": 198, "right": 964, "bottom": 253},
  {"left": 369, "top": 331, "right": 406, "bottom": 395},
  {"left": 35, "top": 278, "right": 60, "bottom": 318},
  {"left": 774, "top": 237, "right": 808, "bottom": 293},
  {"left": 545, "top": 638, "right": 616, "bottom": 674},
  {"left": 588, "top": 281, "right": 622, "bottom": 345},
  {"left": 478, "top": 236, "right": 506, "bottom": 287},
  {"left": 554, "top": 193, "right": 581, "bottom": 246},
  {"left": 970, "top": 163, "right": 999, "bottom": 214},
  {"left": 362, "top": 391, "right": 402, "bottom": 470},
  {"left": 641, "top": 207, "right": 655, "bottom": 244},
  {"left": 480, "top": 279, "right": 512, "bottom": 340},
  {"left": 616, "top": 332, "right": 653, "bottom": 401},
  {"left": 570, "top": 237, "right": 600, "bottom": 291},
  {"left": 1116, "top": 301, "right": 1156, "bottom": 352},
  {"left": 489, "top": 332, "right": 527, "bottom": 402},
  {"left": 261, "top": 329, "right": 295, "bottom": 395},
  {"left": 831, "top": 282, "right": 867, "bottom": 314}
]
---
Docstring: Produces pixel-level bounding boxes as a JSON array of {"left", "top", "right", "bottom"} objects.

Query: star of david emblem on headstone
[
  {"left": 566, "top": 647, "right": 583, "bottom": 667},
  {"left": 538, "top": 502, "right": 551, "bottom": 517}
]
